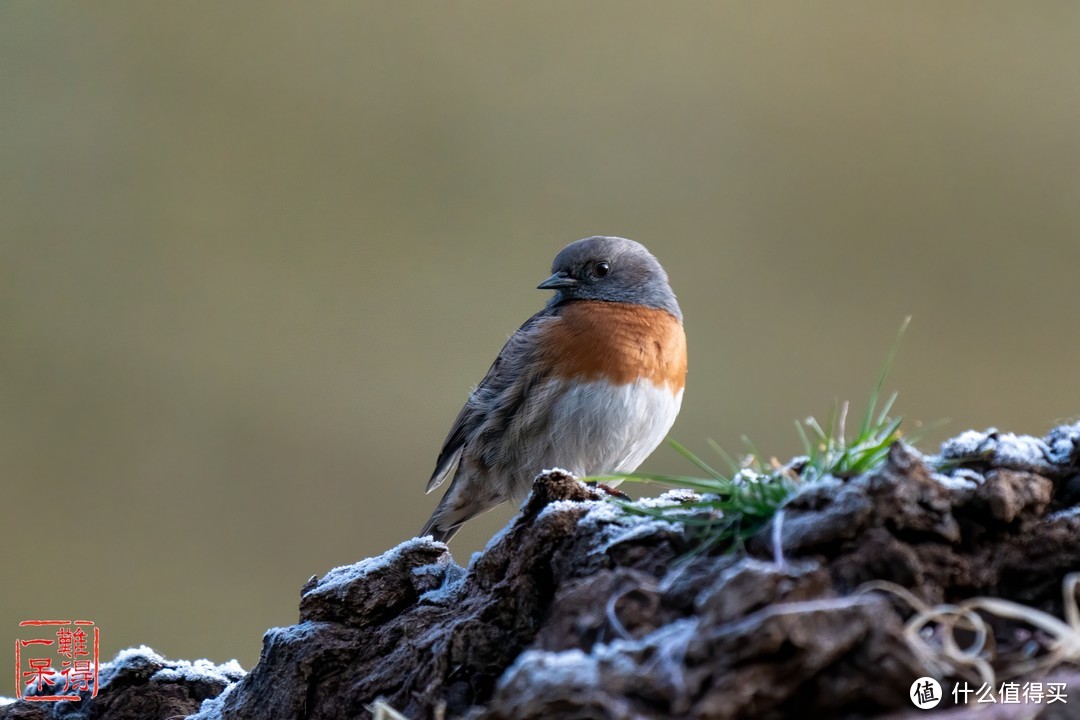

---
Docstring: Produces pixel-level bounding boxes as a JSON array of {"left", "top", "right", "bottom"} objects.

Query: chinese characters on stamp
[{"left": 15, "top": 620, "right": 99, "bottom": 702}]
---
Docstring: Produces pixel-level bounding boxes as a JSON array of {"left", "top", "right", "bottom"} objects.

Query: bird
[{"left": 420, "top": 236, "right": 687, "bottom": 543}]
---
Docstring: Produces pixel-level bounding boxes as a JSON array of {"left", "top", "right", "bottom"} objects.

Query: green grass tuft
[{"left": 591, "top": 317, "right": 913, "bottom": 552}]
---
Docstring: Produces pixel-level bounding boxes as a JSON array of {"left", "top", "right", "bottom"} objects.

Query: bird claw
[{"left": 585, "top": 480, "right": 631, "bottom": 500}]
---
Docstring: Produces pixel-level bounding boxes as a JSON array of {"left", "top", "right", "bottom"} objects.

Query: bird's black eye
[{"left": 593, "top": 261, "right": 610, "bottom": 278}]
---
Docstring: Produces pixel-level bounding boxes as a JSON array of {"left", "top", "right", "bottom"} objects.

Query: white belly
[{"left": 539, "top": 378, "right": 683, "bottom": 479}]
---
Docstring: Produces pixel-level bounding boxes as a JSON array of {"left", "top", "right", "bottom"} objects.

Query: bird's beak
[{"left": 537, "top": 272, "right": 578, "bottom": 290}]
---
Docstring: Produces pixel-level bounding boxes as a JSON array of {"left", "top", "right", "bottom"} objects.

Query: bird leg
[{"left": 585, "top": 480, "right": 631, "bottom": 501}]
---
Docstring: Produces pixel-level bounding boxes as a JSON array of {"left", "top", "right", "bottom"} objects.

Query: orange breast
[{"left": 542, "top": 301, "right": 687, "bottom": 393}]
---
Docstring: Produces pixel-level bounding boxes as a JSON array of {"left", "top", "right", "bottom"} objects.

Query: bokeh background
[{"left": 3, "top": 2, "right": 1079, "bottom": 688}]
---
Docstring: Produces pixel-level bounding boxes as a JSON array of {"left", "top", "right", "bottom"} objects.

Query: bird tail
[
  {"left": 419, "top": 474, "right": 499, "bottom": 544},
  {"left": 418, "top": 513, "right": 462, "bottom": 544}
]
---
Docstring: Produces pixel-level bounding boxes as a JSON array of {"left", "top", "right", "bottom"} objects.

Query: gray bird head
[{"left": 538, "top": 236, "right": 682, "bottom": 321}]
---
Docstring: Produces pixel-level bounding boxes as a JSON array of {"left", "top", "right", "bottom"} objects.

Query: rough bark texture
[
  {"left": 0, "top": 649, "right": 243, "bottom": 720},
  {"left": 4, "top": 424, "right": 1080, "bottom": 720}
]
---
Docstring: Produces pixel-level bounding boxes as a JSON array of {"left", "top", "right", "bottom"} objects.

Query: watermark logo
[
  {"left": 953, "top": 681, "right": 1067, "bottom": 705},
  {"left": 910, "top": 677, "right": 1070, "bottom": 708},
  {"left": 910, "top": 676, "right": 942, "bottom": 709},
  {"left": 15, "top": 620, "right": 99, "bottom": 702}
]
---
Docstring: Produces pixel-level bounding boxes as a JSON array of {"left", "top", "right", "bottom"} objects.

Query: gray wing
[{"left": 425, "top": 308, "right": 555, "bottom": 493}]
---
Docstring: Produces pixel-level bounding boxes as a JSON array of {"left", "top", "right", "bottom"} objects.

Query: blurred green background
[{"left": 3, "top": 2, "right": 1079, "bottom": 687}]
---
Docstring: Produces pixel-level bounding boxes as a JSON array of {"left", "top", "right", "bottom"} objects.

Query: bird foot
[{"left": 585, "top": 480, "right": 631, "bottom": 500}]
